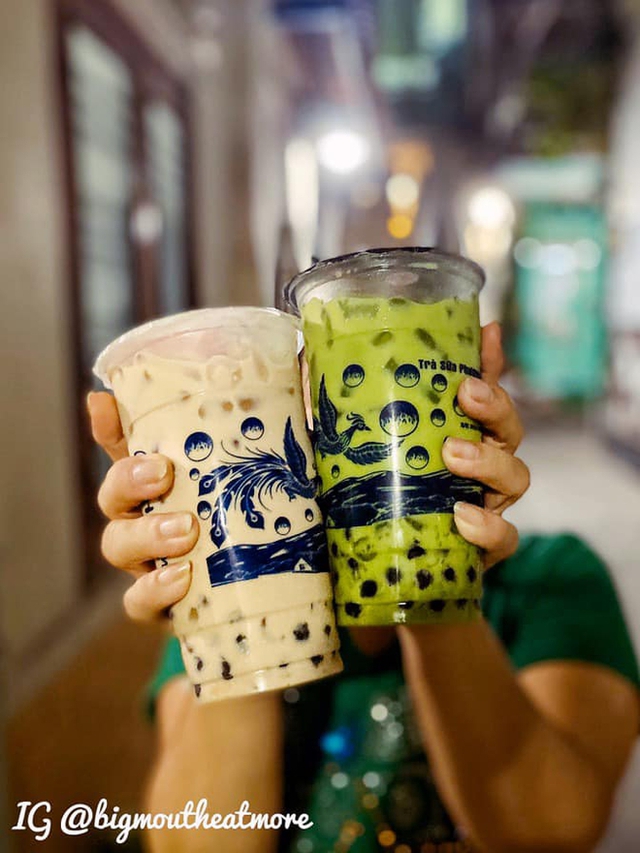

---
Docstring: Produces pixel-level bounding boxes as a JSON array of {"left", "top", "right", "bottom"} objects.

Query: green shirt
[{"left": 147, "top": 534, "right": 639, "bottom": 851}]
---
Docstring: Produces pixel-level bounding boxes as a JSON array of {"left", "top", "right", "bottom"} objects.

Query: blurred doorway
[{"left": 56, "top": 0, "right": 196, "bottom": 588}]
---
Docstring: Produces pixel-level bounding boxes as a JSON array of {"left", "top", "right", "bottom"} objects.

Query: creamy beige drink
[{"left": 94, "top": 308, "right": 342, "bottom": 702}]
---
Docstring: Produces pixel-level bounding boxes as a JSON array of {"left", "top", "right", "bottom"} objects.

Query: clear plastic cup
[
  {"left": 284, "top": 249, "right": 486, "bottom": 626},
  {"left": 94, "top": 307, "right": 342, "bottom": 702}
]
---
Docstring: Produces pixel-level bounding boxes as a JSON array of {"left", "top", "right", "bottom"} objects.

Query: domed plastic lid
[
  {"left": 94, "top": 307, "right": 301, "bottom": 389},
  {"left": 283, "top": 247, "right": 485, "bottom": 314}
]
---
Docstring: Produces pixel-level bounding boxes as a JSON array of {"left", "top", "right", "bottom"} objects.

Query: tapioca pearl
[
  {"left": 353, "top": 537, "right": 377, "bottom": 562},
  {"left": 407, "top": 545, "right": 426, "bottom": 559},
  {"left": 456, "top": 598, "right": 468, "bottom": 610},
  {"left": 221, "top": 659, "right": 233, "bottom": 680},
  {"left": 236, "top": 634, "right": 248, "bottom": 653},
  {"left": 372, "top": 331, "right": 393, "bottom": 346},
  {"left": 330, "top": 542, "right": 339, "bottom": 558},
  {"left": 324, "top": 624, "right": 332, "bottom": 636},
  {"left": 360, "top": 580, "right": 378, "bottom": 598},
  {"left": 344, "top": 602, "right": 362, "bottom": 618},
  {"left": 180, "top": 391, "right": 191, "bottom": 401},
  {"left": 443, "top": 567, "right": 457, "bottom": 583},
  {"left": 143, "top": 369, "right": 152, "bottom": 381},
  {"left": 221, "top": 400, "right": 233, "bottom": 412},
  {"left": 429, "top": 600, "right": 446, "bottom": 613},
  {"left": 310, "top": 655, "right": 324, "bottom": 667},
  {"left": 279, "top": 662, "right": 289, "bottom": 669},
  {"left": 467, "top": 567, "right": 478, "bottom": 583},
  {"left": 189, "top": 608, "right": 198, "bottom": 621},
  {"left": 260, "top": 617, "right": 267, "bottom": 628},
  {"left": 386, "top": 567, "right": 402, "bottom": 585},
  {"left": 194, "top": 684, "right": 201, "bottom": 698},
  {"left": 416, "top": 570, "right": 433, "bottom": 590},
  {"left": 195, "top": 657, "right": 204, "bottom": 672},
  {"left": 253, "top": 353, "right": 269, "bottom": 381},
  {"left": 239, "top": 398, "right": 256, "bottom": 412},
  {"left": 347, "top": 558, "right": 359, "bottom": 571},
  {"left": 293, "top": 623, "right": 310, "bottom": 641}
]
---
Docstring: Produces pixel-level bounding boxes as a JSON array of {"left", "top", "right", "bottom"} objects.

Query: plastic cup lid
[{"left": 93, "top": 307, "right": 302, "bottom": 389}]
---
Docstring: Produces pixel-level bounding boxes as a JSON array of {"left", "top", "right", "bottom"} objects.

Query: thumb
[{"left": 87, "top": 391, "right": 129, "bottom": 462}]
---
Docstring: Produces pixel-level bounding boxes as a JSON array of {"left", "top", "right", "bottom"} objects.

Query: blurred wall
[
  {"left": 0, "top": 0, "right": 84, "bottom": 700},
  {"left": 0, "top": 0, "right": 242, "bottom": 712}
]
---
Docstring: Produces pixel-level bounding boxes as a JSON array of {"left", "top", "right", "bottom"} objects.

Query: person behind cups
[{"left": 88, "top": 323, "right": 640, "bottom": 853}]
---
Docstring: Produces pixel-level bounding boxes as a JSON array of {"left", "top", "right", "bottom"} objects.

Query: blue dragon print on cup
[{"left": 94, "top": 307, "right": 342, "bottom": 702}]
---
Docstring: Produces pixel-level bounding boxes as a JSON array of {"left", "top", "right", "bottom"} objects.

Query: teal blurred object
[{"left": 511, "top": 203, "right": 608, "bottom": 400}]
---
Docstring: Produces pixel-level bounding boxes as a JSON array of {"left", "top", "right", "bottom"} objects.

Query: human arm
[
  {"left": 88, "top": 393, "right": 284, "bottom": 853},
  {"left": 400, "top": 619, "right": 639, "bottom": 853},
  {"left": 396, "top": 325, "right": 640, "bottom": 852}
]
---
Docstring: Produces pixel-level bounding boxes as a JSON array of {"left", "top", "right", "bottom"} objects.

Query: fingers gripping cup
[
  {"left": 94, "top": 308, "right": 342, "bottom": 702},
  {"left": 285, "top": 249, "right": 485, "bottom": 627}
]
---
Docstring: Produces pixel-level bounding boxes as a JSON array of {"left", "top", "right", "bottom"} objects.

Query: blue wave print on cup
[
  {"left": 319, "top": 470, "right": 483, "bottom": 529},
  {"left": 207, "top": 525, "right": 328, "bottom": 587}
]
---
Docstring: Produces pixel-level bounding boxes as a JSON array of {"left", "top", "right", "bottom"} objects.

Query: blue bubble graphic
[
  {"left": 453, "top": 395, "right": 465, "bottom": 417},
  {"left": 432, "top": 373, "right": 448, "bottom": 392},
  {"left": 342, "top": 364, "right": 365, "bottom": 388},
  {"left": 331, "top": 464, "right": 340, "bottom": 479},
  {"left": 184, "top": 431, "right": 213, "bottom": 462},
  {"left": 198, "top": 501, "right": 212, "bottom": 520},
  {"left": 305, "top": 508, "right": 314, "bottom": 522},
  {"left": 275, "top": 516, "right": 291, "bottom": 535},
  {"left": 379, "top": 401, "right": 419, "bottom": 437},
  {"left": 394, "top": 363, "right": 420, "bottom": 388},
  {"left": 406, "top": 445, "right": 430, "bottom": 470},
  {"left": 189, "top": 468, "right": 200, "bottom": 480},
  {"left": 241, "top": 417, "right": 265, "bottom": 441},
  {"left": 431, "top": 409, "right": 446, "bottom": 427}
]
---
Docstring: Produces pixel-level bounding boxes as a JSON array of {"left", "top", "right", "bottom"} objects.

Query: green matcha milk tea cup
[
  {"left": 94, "top": 308, "right": 342, "bottom": 702},
  {"left": 284, "top": 249, "right": 485, "bottom": 627}
]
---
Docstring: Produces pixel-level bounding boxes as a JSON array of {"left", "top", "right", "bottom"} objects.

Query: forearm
[
  {"left": 145, "top": 680, "right": 283, "bottom": 853},
  {"left": 398, "top": 622, "right": 608, "bottom": 853}
]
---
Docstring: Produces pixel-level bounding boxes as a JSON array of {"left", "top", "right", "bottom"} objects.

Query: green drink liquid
[{"left": 301, "top": 295, "right": 484, "bottom": 626}]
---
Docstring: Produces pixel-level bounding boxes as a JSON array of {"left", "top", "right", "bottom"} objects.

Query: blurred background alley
[{"left": 1, "top": 0, "right": 640, "bottom": 849}]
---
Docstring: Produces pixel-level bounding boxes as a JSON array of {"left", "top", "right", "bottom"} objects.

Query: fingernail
[
  {"left": 159, "top": 514, "right": 194, "bottom": 539},
  {"left": 465, "top": 378, "right": 493, "bottom": 403},
  {"left": 132, "top": 458, "right": 168, "bottom": 484},
  {"left": 157, "top": 562, "right": 191, "bottom": 585},
  {"left": 454, "top": 502, "right": 484, "bottom": 525},
  {"left": 445, "top": 438, "right": 479, "bottom": 460}
]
